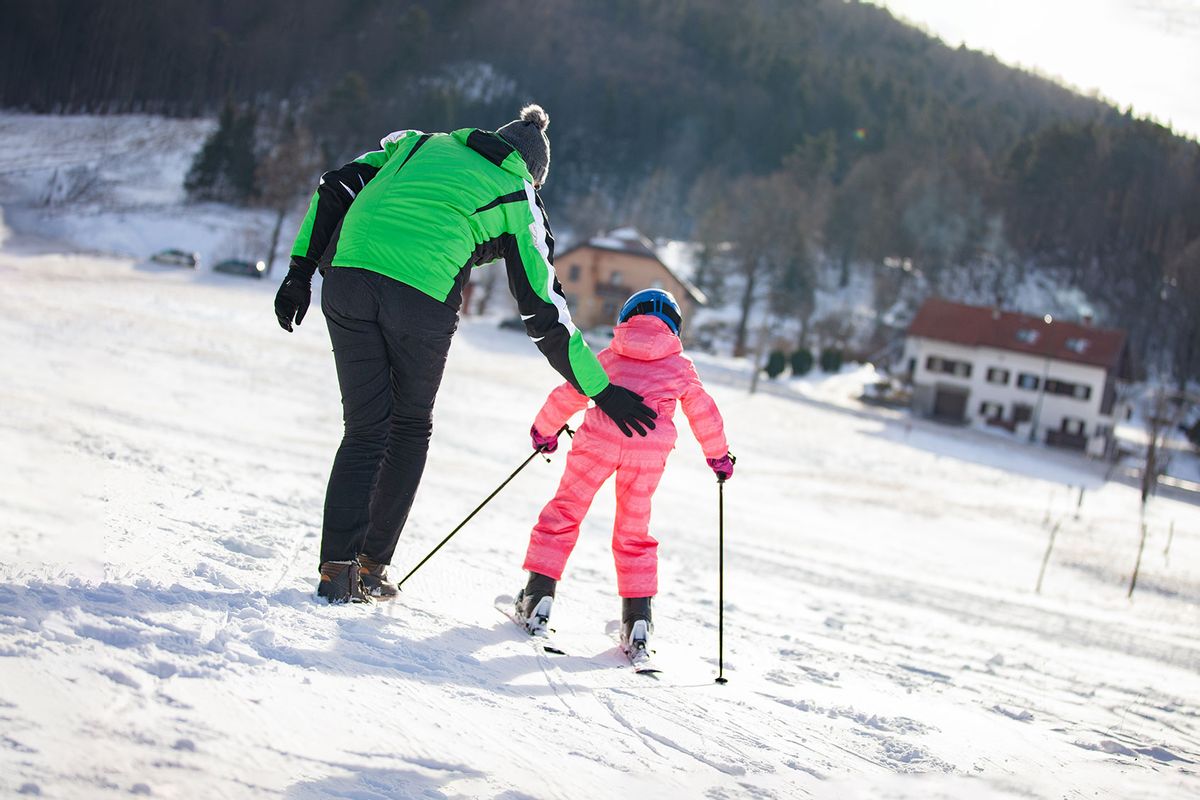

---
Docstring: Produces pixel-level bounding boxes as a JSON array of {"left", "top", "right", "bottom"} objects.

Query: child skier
[{"left": 513, "top": 288, "right": 734, "bottom": 664}]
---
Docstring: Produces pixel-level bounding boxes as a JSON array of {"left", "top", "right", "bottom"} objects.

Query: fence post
[
  {"left": 1036, "top": 520, "right": 1062, "bottom": 594},
  {"left": 1128, "top": 515, "right": 1149, "bottom": 599}
]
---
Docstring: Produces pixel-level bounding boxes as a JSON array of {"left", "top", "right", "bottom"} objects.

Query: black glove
[
  {"left": 274, "top": 260, "right": 315, "bottom": 332},
  {"left": 592, "top": 383, "right": 657, "bottom": 438}
]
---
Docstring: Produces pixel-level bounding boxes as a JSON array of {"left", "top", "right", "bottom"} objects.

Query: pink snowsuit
[{"left": 523, "top": 315, "right": 728, "bottom": 597}]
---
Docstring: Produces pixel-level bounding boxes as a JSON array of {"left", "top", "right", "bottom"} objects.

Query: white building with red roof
[{"left": 903, "top": 298, "right": 1132, "bottom": 455}]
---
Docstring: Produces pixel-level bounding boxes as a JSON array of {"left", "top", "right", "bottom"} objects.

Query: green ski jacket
[{"left": 290, "top": 128, "right": 609, "bottom": 397}]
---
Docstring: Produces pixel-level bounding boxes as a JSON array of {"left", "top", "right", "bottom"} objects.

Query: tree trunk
[
  {"left": 266, "top": 206, "right": 286, "bottom": 277},
  {"left": 748, "top": 314, "right": 772, "bottom": 395},
  {"left": 733, "top": 262, "right": 757, "bottom": 358},
  {"left": 1141, "top": 429, "right": 1157, "bottom": 506}
]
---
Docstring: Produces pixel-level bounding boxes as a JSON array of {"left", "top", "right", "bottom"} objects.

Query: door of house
[{"left": 932, "top": 386, "right": 968, "bottom": 422}]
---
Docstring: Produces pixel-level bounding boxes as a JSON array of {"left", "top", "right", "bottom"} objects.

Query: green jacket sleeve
[
  {"left": 289, "top": 130, "right": 426, "bottom": 272},
  {"left": 502, "top": 186, "right": 610, "bottom": 397}
]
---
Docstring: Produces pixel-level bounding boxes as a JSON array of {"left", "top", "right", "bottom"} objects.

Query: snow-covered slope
[
  {"left": 1, "top": 243, "right": 1197, "bottom": 798},
  {"left": 0, "top": 112, "right": 281, "bottom": 267}
]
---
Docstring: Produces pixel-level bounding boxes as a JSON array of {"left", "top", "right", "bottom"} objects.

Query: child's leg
[
  {"left": 611, "top": 461, "right": 667, "bottom": 598},
  {"left": 523, "top": 443, "right": 616, "bottom": 581}
]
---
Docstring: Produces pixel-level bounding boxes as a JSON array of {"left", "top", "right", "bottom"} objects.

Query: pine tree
[{"left": 184, "top": 99, "right": 258, "bottom": 204}]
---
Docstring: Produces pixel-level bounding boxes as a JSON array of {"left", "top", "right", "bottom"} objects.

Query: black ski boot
[
  {"left": 621, "top": 596, "right": 653, "bottom": 658},
  {"left": 317, "top": 559, "right": 371, "bottom": 604},
  {"left": 514, "top": 571, "right": 556, "bottom": 636},
  {"left": 358, "top": 555, "right": 398, "bottom": 599}
]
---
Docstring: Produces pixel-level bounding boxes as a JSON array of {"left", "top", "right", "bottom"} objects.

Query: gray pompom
[{"left": 519, "top": 104, "right": 549, "bottom": 131}]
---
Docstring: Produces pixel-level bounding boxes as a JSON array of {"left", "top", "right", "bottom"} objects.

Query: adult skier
[{"left": 273, "top": 105, "right": 658, "bottom": 603}]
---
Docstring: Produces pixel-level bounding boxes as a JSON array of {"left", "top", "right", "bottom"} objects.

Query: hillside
[{"left": 2, "top": 0, "right": 1198, "bottom": 378}]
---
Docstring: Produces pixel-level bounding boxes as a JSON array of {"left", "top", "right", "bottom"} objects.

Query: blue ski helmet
[{"left": 618, "top": 288, "right": 682, "bottom": 335}]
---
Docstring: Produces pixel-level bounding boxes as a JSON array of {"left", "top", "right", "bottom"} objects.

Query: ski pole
[
  {"left": 715, "top": 453, "right": 736, "bottom": 685},
  {"left": 396, "top": 425, "right": 571, "bottom": 590}
]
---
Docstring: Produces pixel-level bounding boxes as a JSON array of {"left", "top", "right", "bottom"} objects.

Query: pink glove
[
  {"left": 530, "top": 425, "right": 559, "bottom": 454},
  {"left": 707, "top": 453, "right": 735, "bottom": 481}
]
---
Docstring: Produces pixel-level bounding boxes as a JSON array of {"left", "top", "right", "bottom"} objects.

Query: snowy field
[{"left": 1, "top": 235, "right": 1198, "bottom": 799}]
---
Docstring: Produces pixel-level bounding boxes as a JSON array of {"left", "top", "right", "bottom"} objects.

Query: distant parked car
[
  {"left": 149, "top": 248, "right": 199, "bottom": 269},
  {"left": 212, "top": 258, "right": 267, "bottom": 279}
]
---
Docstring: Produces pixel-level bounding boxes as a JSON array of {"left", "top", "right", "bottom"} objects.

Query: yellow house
[{"left": 555, "top": 228, "right": 706, "bottom": 330}]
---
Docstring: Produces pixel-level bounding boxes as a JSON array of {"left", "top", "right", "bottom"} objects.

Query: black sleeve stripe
[
  {"left": 305, "top": 161, "right": 380, "bottom": 262},
  {"left": 473, "top": 190, "right": 528, "bottom": 215},
  {"left": 501, "top": 232, "right": 582, "bottom": 393}
]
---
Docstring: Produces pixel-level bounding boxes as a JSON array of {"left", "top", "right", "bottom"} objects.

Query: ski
[
  {"left": 494, "top": 594, "right": 567, "bottom": 655},
  {"left": 625, "top": 645, "right": 662, "bottom": 675}
]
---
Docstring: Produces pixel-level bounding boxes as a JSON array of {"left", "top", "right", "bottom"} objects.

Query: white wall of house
[{"left": 902, "top": 336, "right": 1114, "bottom": 447}]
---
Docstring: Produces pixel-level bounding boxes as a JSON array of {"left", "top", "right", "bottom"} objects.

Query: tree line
[{"left": 2, "top": 0, "right": 1197, "bottom": 380}]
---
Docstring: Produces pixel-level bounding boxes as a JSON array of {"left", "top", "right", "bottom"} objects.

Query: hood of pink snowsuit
[{"left": 609, "top": 316, "right": 682, "bottom": 362}]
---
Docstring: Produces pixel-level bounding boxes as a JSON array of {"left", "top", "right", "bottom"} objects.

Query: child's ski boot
[
  {"left": 621, "top": 597, "right": 659, "bottom": 673},
  {"left": 514, "top": 571, "right": 557, "bottom": 637}
]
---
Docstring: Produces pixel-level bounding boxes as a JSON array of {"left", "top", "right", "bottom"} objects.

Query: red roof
[{"left": 907, "top": 298, "right": 1126, "bottom": 370}]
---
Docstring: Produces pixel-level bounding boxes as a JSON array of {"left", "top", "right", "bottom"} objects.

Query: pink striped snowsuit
[{"left": 523, "top": 315, "right": 728, "bottom": 597}]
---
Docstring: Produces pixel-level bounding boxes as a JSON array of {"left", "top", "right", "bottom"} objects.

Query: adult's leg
[
  {"left": 358, "top": 279, "right": 459, "bottom": 565},
  {"left": 523, "top": 440, "right": 617, "bottom": 580},
  {"left": 320, "top": 268, "right": 390, "bottom": 564},
  {"left": 611, "top": 461, "right": 667, "bottom": 598}
]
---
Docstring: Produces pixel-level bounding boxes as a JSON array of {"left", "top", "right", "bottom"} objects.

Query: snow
[
  {"left": 0, "top": 111, "right": 1198, "bottom": 798},
  {"left": 0, "top": 112, "right": 292, "bottom": 270},
  {"left": 1, "top": 235, "right": 1198, "bottom": 799}
]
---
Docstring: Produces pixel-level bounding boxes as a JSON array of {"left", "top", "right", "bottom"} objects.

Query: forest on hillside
[{"left": 1, "top": 0, "right": 1197, "bottom": 380}]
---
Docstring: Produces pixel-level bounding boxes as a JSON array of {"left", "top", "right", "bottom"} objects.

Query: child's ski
[
  {"left": 624, "top": 644, "right": 662, "bottom": 675},
  {"left": 494, "top": 594, "right": 567, "bottom": 655}
]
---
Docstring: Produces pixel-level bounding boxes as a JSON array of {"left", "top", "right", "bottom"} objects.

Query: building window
[
  {"left": 1013, "top": 403, "right": 1033, "bottom": 422},
  {"left": 979, "top": 401, "right": 1004, "bottom": 419},
  {"left": 986, "top": 367, "right": 1010, "bottom": 385},
  {"left": 1016, "top": 329, "right": 1040, "bottom": 344},
  {"left": 1044, "top": 379, "right": 1092, "bottom": 400},
  {"left": 1061, "top": 418, "right": 1086, "bottom": 436},
  {"left": 568, "top": 264, "right": 581, "bottom": 282},
  {"left": 1017, "top": 373, "right": 1040, "bottom": 390},
  {"left": 610, "top": 271, "right": 623, "bottom": 286},
  {"left": 925, "top": 355, "right": 972, "bottom": 378}
]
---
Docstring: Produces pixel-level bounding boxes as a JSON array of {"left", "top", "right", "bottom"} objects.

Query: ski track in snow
[{"left": 0, "top": 246, "right": 1198, "bottom": 799}]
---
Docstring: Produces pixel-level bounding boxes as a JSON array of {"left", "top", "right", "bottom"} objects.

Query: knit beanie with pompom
[{"left": 497, "top": 104, "right": 550, "bottom": 186}]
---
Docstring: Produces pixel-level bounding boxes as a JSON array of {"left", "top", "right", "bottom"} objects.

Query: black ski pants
[{"left": 319, "top": 266, "right": 458, "bottom": 565}]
